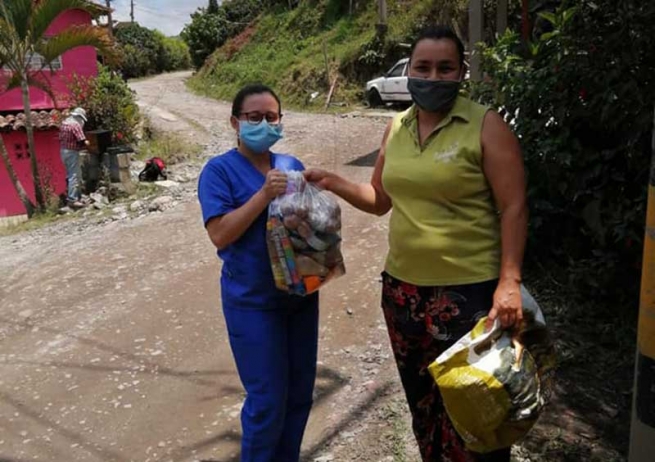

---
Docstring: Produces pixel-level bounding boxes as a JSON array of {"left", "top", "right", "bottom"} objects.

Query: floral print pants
[{"left": 381, "top": 272, "right": 511, "bottom": 462}]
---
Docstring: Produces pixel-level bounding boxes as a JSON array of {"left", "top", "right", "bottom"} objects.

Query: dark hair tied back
[
  {"left": 410, "top": 25, "right": 465, "bottom": 66},
  {"left": 232, "top": 84, "right": 282, "bottom": 118}
]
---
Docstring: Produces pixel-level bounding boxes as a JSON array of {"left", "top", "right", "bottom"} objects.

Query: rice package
[
  {"left": 428, "top": 286, "right": 556, "bottom": 453},
  {"left": 266, "top": 171, "right": 346, "bottom": 295}
]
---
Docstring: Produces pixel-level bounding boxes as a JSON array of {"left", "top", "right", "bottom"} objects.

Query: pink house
[{"left": 0, "top": 2, "right": 110, "bottom": 223}]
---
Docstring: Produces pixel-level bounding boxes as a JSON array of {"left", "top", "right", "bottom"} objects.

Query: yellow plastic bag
[{"left": 428, "top": 286, "right": 556, "bottom": 453}]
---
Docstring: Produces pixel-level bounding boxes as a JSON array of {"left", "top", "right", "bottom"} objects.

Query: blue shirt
[{"left": 198, "top": 148, "right": 316, "bottom": 310}]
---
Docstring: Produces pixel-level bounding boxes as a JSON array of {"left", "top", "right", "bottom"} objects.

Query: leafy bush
[
  {"left": 181, "top": 9, "right": 230, "bottom": 69},
  {"left": 119, "top": 43, "right": 151, "bottom": 79},
  {"left": 68, "top": 65, "right": 140, "bottom": 143},
  {"left": 471, "top": 0, "right": 655, "bottom": 308},
  {"left": 181, "top": 0, "right": 262, "bottom": 69},
  {"left": 114, "top": 23, "right": 191, "bottom": 78},
  {"left": 115, "top": 23, "right": 164, "bottom": 78},
  {"left": 161, "top": 35, "right": 192, "bottom": 71}
]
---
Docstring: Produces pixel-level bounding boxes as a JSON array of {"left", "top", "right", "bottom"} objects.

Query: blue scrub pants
[{"left": 222, "top": 295, "right": 319, "bottom": 462}]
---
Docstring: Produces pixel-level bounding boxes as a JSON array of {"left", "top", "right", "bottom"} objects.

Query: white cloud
[{"left": 109, "top": 0, "right": 209, "bottom": 36}]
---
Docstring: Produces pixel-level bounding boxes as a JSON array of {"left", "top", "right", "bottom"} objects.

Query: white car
[
  {"left": 365, "top": 58, "right": 411, "bottom": 107},
  {"left": 365, "top": 56, "right": 471, "bottom": 107}
]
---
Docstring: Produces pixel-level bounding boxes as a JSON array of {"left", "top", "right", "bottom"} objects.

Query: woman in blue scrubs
[{"left": 198, "top": 84, "right": 319, "bottom": 462}]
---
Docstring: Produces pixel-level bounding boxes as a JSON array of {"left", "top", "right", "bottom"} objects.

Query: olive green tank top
[{"left": 381, "top": 97, "right": 500, "bottom": 286}]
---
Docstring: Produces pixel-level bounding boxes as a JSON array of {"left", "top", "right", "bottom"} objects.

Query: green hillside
[{"left": 187, "top": 0, "right": 468, "bottom": 109}]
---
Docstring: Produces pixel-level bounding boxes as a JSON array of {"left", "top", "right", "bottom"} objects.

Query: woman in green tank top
[{"left": 306, "top": 26, "right": 527, "bottom": 462}]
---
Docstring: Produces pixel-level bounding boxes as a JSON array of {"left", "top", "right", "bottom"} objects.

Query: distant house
[{"left": 0, "top": 1, "right": 110, "bottom": 224}]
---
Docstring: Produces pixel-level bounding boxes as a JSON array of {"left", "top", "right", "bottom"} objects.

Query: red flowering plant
[{"left": 67, "top": 65, "right": 140, "bottom": 144}]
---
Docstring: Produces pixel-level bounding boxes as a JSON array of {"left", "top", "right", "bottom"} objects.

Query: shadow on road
[
  {"left": 0, "top": 391, "right": 127, "bottom": 462},
  {"left": 0, "top": 316, "right": 227, "bottom": 388},
  {"left": 345, "top": 149, "right": 379, "bottom": 168}
]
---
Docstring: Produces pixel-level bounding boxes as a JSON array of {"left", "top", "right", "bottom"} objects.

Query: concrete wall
[{"left": 0, "top": 131, "right": 66, "bottom": 217}]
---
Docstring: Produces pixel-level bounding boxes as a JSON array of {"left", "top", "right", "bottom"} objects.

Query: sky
[{"left": 109, "top": 0, "right": 209, "bottom": 36}]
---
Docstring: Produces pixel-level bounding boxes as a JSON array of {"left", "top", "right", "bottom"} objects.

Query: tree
[
  {"left": 0, "top": 0, "right": 115, "bottom": 215},
  {"left": 181, "top": 10, "right": 229, "bottom": 69},
  {"left": 208, "top": 0, "right": 220, "bottom": 15},
  {"left": 472, "top": 0, "right": 655, "bottom": 306},
  {"left": 182, "top": 0, "right": 261, "bottom": 69},
  {"left": 114, "top": 22, "right": 163, "bottom": 77}
]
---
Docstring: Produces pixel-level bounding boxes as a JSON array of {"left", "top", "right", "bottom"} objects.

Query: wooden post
[
  {"left": 496, "top": 0, "right": 508, "bottom": 36},
  {"left": 629, "top": 106, "right": 655, "bottom": 461},
  {"left": 521, "top": 0, "right": 530, "bottom": 41},
  {"left": 325, "top": 76, "right": 338, "bottom": 110},
  {"left": 468, "top": 0, "right": 484, "bottom": 82},
  {"left": 322, "top": 41, "right": 330, "bottom": 87}
]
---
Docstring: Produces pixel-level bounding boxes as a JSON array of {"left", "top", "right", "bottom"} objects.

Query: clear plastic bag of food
[
  {"left": 266, "top": 171, "right": 346, "bottom": 295},
  {"left": 427, "top": 286, "right": 557, "bottom": 453}
]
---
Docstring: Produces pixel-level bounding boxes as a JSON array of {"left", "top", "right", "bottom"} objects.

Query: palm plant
[{"left": 0, "top": 0, "right": 115, "bottom": 215}]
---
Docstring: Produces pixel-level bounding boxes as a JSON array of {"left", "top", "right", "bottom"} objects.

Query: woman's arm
[
  {"left": 206, "top": 170, "right": 287, "bottom": 251},
  {"left": 305, "top": 121, "right": 393, "bottom": 216},
  {"left": 481, "top": 110, "right": 528, "bottom": 328}
]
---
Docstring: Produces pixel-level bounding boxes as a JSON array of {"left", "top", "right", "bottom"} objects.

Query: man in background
[{"left": 59, "top": 107, "right": 90, "bottom": 209}]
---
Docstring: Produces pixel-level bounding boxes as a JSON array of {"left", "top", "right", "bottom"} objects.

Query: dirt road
[
  {"left": 1, "top": 72, "right": 629, "bottom": 462},
  {"left": 0, "top": 71, "right": 408, "bottom": 462}
]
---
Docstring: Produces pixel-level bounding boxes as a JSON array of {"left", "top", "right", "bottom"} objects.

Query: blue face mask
[{"left": 239, "top": 120, "right": 283, "bottom": 154}]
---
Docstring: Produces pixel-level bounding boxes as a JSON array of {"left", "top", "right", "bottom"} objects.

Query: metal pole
[
  {"left": 629, "top": 106, "right": 655, "bottom": 461},
  {"left": 468, "top": 0, "right": 484, "bottom": 82}
]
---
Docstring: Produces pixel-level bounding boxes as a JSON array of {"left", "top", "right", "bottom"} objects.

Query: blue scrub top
[{"left": 198, "top": 148, "right": 317, "bottom": 310}]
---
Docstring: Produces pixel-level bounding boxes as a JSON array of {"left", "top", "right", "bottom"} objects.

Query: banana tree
[{"left": 0, "top": 0, "right": 116, "bottom": 215}]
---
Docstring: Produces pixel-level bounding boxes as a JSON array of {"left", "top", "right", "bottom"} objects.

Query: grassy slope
[{"left": 187, "top": 0, "right": 439, "bottom": 109}]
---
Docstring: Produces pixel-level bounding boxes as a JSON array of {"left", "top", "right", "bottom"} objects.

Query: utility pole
[
  {"left": 105, "top": 0, "right": 113, "bottom": 37},
  {"left": 629, "top": 107, "right": 655, "bottom": 461},
  {"left": 376, "top": 0, "right": 387, "bottom": 35},
  {"left": 130, "top": 0, "right": 135, "bottom": 23},
  {"left": 468, "top": 0, "right": 483, "bottom": 82}
]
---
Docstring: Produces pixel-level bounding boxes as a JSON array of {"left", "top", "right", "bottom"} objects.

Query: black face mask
[{"left": 407, "top": 78, "right": 461, "bottom": 113}]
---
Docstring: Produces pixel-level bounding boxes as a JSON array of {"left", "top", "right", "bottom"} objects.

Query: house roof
[
  {"left": 87, "top": 1, "right": 112, "bottom": 13},
  {"left": 0, "top": 109, "right": 69, "bottom": 132}
]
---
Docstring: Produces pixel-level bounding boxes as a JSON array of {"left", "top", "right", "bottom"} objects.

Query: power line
[{"left": 133, "top": 5, "right": 189, "bottom": 21}]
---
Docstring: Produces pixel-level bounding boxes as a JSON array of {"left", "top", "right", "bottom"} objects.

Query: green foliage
[
  {"left": 114, "top": 23, "right": 163, "bottom": 77},
  {"left": 207, "top": 0, "right": 220, "bottom": 15},
  {"left": 471, "top": 0, "right": 655, "bottom": 308},
  {"left": 156, "top": 31, "right": 192, "bottom": 72},
  {"left": 181, "top": 0, "right": 262, "bottom": 69},
  {"left": 189, "top": 0, "right": 454, "bottom": 108},
  {"left": 137, "top": 129, "right": 203, "bottom": 165},
  {"left": 68, "top": 65, "right": 140, "bottom": 143},
  {"left": 181, "top": 9, "right": 230, "bottom": 69},
  {"left": 114, "top": 23, "right": 190, "bottom": 78}
]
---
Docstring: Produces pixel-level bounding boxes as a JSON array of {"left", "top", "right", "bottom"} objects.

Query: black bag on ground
[{"left": 138, "top": 157, "right": 167, "bottom": 182}]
